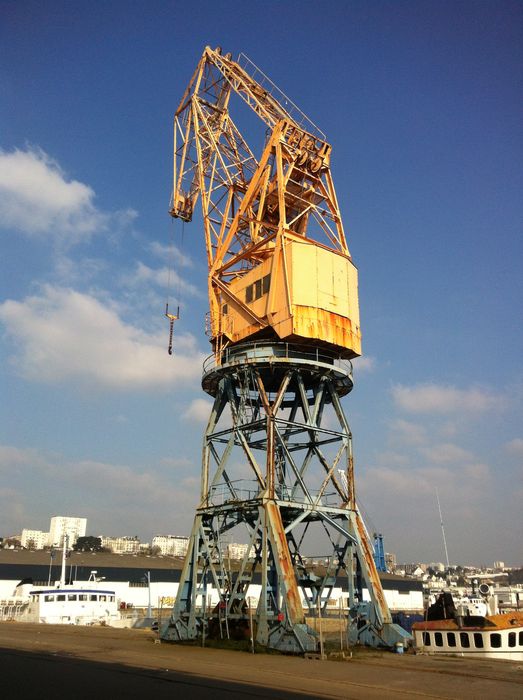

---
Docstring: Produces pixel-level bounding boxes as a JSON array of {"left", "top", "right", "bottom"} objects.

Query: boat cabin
[{"left": 25, "top": 586, "right": 119, "bottom": 625}]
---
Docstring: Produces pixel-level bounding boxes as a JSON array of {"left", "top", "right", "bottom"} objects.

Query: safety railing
[
  {"left": 208, "top": 479, "right": 342, "bottom": 508},
  {"left": 203, "top": 341, "right": 353, "bottom": 377},
  {"left": 237, "top": 53, "right": 326, "bottom": 142}
]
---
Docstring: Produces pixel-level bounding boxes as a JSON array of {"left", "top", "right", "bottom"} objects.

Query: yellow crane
[{"left": 164, "top": 47, "right": 409, "bottom": 653}]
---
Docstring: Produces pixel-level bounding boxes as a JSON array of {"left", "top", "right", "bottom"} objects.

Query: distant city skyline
[
  {"left": 1, "top": 2, "right": 522, "bottom": 565},
  {"left": 4, "top": 520, "right": 520, "bottom": 571}
]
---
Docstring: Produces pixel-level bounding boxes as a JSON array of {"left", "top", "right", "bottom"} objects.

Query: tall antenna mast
[
  {"left": 59, "top": 532, "right": 69, "bottom": 588},
  {"left": 436, "top": 489, "right": 450, "bottom": 569}
]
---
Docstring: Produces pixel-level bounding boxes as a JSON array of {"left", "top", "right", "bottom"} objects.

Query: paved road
[
  {"left": 1, "top": 647, "right": 311, "bottom": 700},
  {"left": 1, "top": 623, "right": 522, "bottom": 699}
]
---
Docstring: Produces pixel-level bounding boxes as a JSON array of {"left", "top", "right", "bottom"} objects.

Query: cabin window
[
  {"left": 110, "top": 596, "right": 115, "bottom": 602},
  {"left": 473, "top": 633, "right": 484, "bottom": 649},
  {"left": 57, "top": 594, "right": 66, "bottom": 601},
  {"left": 245, "top": 274, "right": 271, "bottom": 304},
  {"left": 68, "top": 594, "right": 77, "bottom": 601},
  {"left": 508, "top": 632, "right": 516, "bottom": 648},
  {"left": 222, "top": 304, "right": 228, "bottom": 316},
  {"left": 519, "top": 631, "right": 523, "bottom": 646},
  {"left": 90, "top": 594, "right": 97, "bottom": 601},
  {"left": 79, "top": 594, "right": 87, "bottom": 601},
  {"left": 459, "top": 632, "right": 470, "bottom": 648},
  {"left": 434, "top": 632, "right": 443, "bottom": 647},
  {"left": 422, "top": 632, "right": 431, "bottom": 646},
  {"left": 100, "top": 595, "right": 107, "bottom": 602},
  {"left": 44, "top": 595, "right": 54, "bottom": 602},
  {"left": 447, "top": 632, "right": 456, "bottom": 647},
  {"left": 490, "top": 633, "right": 502, "bottom": 648}
]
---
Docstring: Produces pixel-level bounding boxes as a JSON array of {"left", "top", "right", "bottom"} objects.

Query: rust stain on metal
[
  {"left": 355, "top": 511, "right": 389, "bottom": 616},
  {"left": 266, "top": 501, "right": 304, "bottom": 623}
]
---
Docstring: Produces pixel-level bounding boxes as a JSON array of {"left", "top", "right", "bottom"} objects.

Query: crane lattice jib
[{"left": 170, "top": 46, "right": 361, "bottom": 362}]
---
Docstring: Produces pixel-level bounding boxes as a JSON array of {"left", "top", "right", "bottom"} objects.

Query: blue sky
[{"left": 1, "top": 0, "right": 521, "bottom": 566}]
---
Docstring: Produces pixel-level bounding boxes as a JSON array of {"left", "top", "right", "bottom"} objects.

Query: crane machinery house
[{"left": 225, "top": 238, "right": 361, "bottom": 357}]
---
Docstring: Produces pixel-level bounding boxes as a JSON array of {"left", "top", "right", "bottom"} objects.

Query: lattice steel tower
[{"left": 162, "top": 47, "right": 407, "bottom": 652}]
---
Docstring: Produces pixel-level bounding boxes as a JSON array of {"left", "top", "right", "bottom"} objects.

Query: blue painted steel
[{"left": 373, "top": 533, "right": 387, "bottom": 572}]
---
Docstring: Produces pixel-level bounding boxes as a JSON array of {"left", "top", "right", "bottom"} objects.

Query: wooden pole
[
  {"left": 318, "top": 597, "right": 325, "bottom": 659},
  {"left": 249, "top": 597, "right": 255, "bottom": 654}
]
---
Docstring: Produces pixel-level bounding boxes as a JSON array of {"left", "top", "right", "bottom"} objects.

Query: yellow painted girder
[{"left": 170, "top": 47, "right": 361, "bottom": 360}]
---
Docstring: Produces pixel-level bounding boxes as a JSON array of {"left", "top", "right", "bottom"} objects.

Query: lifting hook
[{"left": 165, "top": 303, "right": 180, "bottom": 355}]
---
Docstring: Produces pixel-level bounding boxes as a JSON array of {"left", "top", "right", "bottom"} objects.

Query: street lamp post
[{"left": 146, "top": 571, "right": 152, "bottom": 619}]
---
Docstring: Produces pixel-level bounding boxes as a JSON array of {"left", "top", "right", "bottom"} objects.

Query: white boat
[
  {"left": 23, "top": 571, "right": 120, "bottom": 626},
  {"left": 5, "top": 535, "right": 120, "bottom": 626},
  {"left": 412, "top": 590, "right": 523, "bottom": 661}
]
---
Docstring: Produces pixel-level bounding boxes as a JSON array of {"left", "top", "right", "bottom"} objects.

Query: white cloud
[
  {"left": 0, "top": 446, "right": 48, "bottom": 531},
  {"left": 0, "top": 285, "right": 205, "bottom": 390},
  {"left": 419, "top": 442, "right": 474, "bottom": 464},
  {"left": 353, "top": 355, "right": 376, "bottom": 373},
  {"left": 149, "top": 241, "right": 194, "bottom": 268},
  {"left": 373, "top": 450, "right": 411, "bottom": 468},
  {"left": 159, "top": 456, "right": 193, "bottom": 470},
  {"left": 357, "top": 460, "right": 492, "bottom": 563},
  {"left": 130, "top": 262, "right": 203, "bottom": 299},
  {"left": 504, "top": 438, "right": 523, "bottom": 458},
  {"left": 360, "top": 460, "right": 489, "bottom": 505},
  {"left": 54, "top": 254, "right": 107, "bottom": 283},
  {"left": 0, "top": 487, "right": 26, "bottom": 532},
  {"left": 392, "top": 382, "right": 505, "bottom": 414},
  {"left": 0, "top": 444, "right": 200, "bottom": 536},
  {"left": 110, "top": 414, "right": 128, "bottom": 424},
  {"left": 388, "top": 419, "right": 427, "bottom": 446},
  {"left": 70, "top": 459, "right": 171, "bottom": 503},
  {"left": 0, "top": 444, "right": 47, "bottom": 470},
  {"left": 359, "top": 416, "right": 493, "bottom": 552},
  {"left": 438, "top": 421, "right": 459, "bottom": 438},
  {"left": 182, "top": 398, "right": 213, "bottom": 423},
  {"left": 463, "top": 463, "right": 490, "bottom": 480},
  {"left": 360, "top": 465, "right": 448, "bottom": 496},
  {"left": 0, "top": 146, "right": 136, "bottom": 244}
]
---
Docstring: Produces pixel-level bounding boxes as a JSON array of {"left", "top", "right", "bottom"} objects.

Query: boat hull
[{"left": 412, "top": 611, "right": 523, "bottom": 661}]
